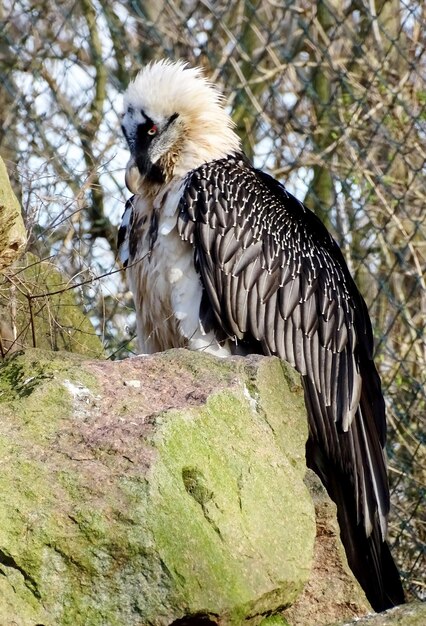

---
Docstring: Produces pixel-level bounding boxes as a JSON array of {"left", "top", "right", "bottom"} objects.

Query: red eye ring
[{"left": 147, "top": 125, "right": 157, "bottom": 136}]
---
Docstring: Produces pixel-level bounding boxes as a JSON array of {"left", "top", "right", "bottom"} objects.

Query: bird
[{"left": 118, "top": 59, "right": 405, "bottom": 612}]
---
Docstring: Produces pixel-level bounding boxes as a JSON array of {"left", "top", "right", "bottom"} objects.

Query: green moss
[
  {"left": 0, "top": 349, "right": 98, "bottom": 445},
  {"left": 260, "top": 617, "right": 291, "bottom": 626},
  {"left": 147, "top": 383, "right": 315, "bottom": 623},
  {"left": 0, "top": 348, "right": 98, "bottom": 402},
  {"left": 253, "top": 358, "right": 307, "bottom": 474},
  {"left": 0, "top": 348, "right": 111, "bottom": 622},
  {"left": 1, "top": 253, "right": 105, "bottom": 357},
  {"left": 182, "top": 467, "right": 214, "bottom": 507}
]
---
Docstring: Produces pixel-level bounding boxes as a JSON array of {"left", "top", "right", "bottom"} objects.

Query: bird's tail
[{"left": 306, "top": 434, "right": 405, "bottom": 612}]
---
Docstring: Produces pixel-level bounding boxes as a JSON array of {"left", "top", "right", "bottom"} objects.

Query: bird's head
[{"left": 122, "top": 59, "right": 241, "bottom": 193}]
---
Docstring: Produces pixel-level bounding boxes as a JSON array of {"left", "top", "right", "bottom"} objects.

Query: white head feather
[{"left": 122, "top": 60, "right": 241, "bottom": 188}]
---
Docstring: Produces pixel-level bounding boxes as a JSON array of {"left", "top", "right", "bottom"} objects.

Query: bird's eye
[{"left": 147, "top": 125, "right": 158, "bottom": 136}]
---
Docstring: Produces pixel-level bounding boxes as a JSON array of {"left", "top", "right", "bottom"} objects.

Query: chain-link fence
[{"left": 0, "top": 0, "right": 424, "bottom": 603}]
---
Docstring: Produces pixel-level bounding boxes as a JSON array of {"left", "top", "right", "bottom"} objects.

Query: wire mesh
[{"left": 0, "top": 0, "right": 424, "bottom": 602}]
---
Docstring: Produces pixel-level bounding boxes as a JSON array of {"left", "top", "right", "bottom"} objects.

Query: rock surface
[
  {"left": 335, "top": 602, "right": 426, "bottom": 625},
  {"left": 0, "top": 349, "right": 315, "bottom": 625},
  {"left": 0, "top": 155, "right": 26, "bottom": 271},
  {"left": 0, "top": 252, "right": 105, "bottom": 357},
  {"left": 0, "top": 348, "right": 387, "bottom": 625},
  {"left": 283, "top": 471, "right": 371, "bottom": 626}
]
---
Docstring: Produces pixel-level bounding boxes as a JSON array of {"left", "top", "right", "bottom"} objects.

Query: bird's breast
[{"left": 127, "top": 184, "right": 230, "bottom": 357}]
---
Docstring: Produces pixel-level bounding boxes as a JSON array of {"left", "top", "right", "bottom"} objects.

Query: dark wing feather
[
  {"left": 177, "top": 155, "right": 404, "bottom": 611},
  {"left": 117, "top": 197, "right": 135, "bottom": 267}
]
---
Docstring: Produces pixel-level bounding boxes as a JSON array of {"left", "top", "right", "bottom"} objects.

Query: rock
[
  {"left": 334, "top": 602, "right": 426, "bottom": 625},
  {"left": 0, "top": 348, "right": 376, "bottom": 625},
  {"left": 283, "top": 471, "right": 371, "bottom": 626},
  {"left": 0, "top": 349, "right": 315, "bottom": 625},
  {"left": 0, "top": 155, "right": 26, "bottom": 271},
  {"left": 0, "top": 160, "right": 101, "bottom": 357},
  {"left": 0, "top": 253, "right": 104, "bottom": 357}
]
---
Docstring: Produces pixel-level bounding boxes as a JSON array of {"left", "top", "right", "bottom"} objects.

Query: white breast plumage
[{"left": 126, "top": 181, "right": 230, "bottom": 356}]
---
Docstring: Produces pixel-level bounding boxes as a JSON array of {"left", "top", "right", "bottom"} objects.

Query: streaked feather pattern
[{"left": 178, "top": 155, "right": 360, "bottom": 423}]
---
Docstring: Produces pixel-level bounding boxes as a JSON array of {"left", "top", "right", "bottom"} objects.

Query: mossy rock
[
  {"left": 0, "top": 349, "right": 315, "bottom": 625},
  {"left": 0, "top": 252, "right": 104, "bottom": 357},
  {"left": 0, "top": 156, "right": 26, "bottom": 271}
]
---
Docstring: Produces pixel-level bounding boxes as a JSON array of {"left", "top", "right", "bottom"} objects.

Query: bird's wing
[
  {"left": 177, "top": 155, "right": 389, "bottom": 538},
  {"left": 117, "top": 197, "right": 135, "bottom": 267}
]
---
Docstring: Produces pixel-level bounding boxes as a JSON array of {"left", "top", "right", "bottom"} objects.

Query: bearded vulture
[{"left": 118, "top": 59, "right": 404, "bottom": 612}]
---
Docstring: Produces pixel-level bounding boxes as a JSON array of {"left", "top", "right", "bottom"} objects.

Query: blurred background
[{"left": 0, "top": 0, "right": 424, "bottom": 603}]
